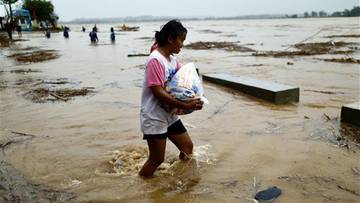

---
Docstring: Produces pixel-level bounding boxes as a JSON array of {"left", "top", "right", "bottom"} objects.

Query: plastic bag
[{"left": 164, "top": 63, "right": 208, "bottom": 115}]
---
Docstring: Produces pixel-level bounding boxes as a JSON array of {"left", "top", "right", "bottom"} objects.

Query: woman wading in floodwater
[{"left": 139, "top": 20, "right": 203, "bottom": 178}]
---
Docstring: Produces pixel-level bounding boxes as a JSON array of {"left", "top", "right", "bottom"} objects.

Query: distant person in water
[
  {"left": 45, "top": 27, "right": 51, "bottom": 38},
  {"left": 89, "top": 27, "right": 98, "bottom": 43},
  {"left": 16, "top": 25, "right": 22, "bottom": 37},
  {"left": 63, "top": 26, "right": 70, "bottom": 38},
  {"left": 110, "top": 27, "right": 115, "bottom": 42},
  {"left": 93, "top": 24, "right": 98, "bottom": 32},
  {"left": 4, "top": 22, "right": 14, "bottom": 40},
  {"left": 82, "top": 26, "right": 86, "bottom": 32}
]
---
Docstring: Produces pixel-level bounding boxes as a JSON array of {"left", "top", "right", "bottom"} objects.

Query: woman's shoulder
[
  {"left": 148, "top": 50, "right": 165, "bottom": 62},
  {"left": 147, "top": 51, "right": 163, "bottom": 65}
]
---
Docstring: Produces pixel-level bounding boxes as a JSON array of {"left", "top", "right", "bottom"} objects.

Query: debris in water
[
  {"left": 0, "top": 130, "right": 36, "bottom": 149},
  {"left": 325, "top": 34, "right": 360, "bottom": 38},
  {"left": 220, "top": 180, "right": 239, "bottom": 188},
  {"left": 9, "top": 69, "right": 41, "bottom": 74},
  {"left": 323, "top": 58, "right": 360, "bottom": 64},
  {"left": 128, "top": 53, "right": 149, "bottom": 57},
  {"left": 25, "top": 87, "right": 94, "bottom": 103},
  {"left": 136, "top": 37, "right": 153, "bottom": 40},
  {"left": 197, "top": 29, "right": 223, "bottom": 34},
  {"left": 304, "top": 89, "right": 343, "bottom": 95},
  {"left": 8, "top": 50, "right": 59, "bottom": 63},
  {"left": 220, "top": 34, "right": 238, "bottom": 38},
  {"left": 337, "top": 185, "right": 360, "bottom": 196},
  {"left": 351, "top": 167, "right": 360, "bottom": 176},
  {"left": 254, "top": 186, "right": 282, "bottom": 201},
  {"left": 40, "top": 78, "right": 71, "bottom": 85},
  {"left": 11, "top": 39, "right": 29, "bottom": 42},
  {"left": 253, "top": 41, "right": 355, "bottom": 57},
  {"left": 277, "top": 175, "right": 360, "bottom": 201},
  {"left": 0, "top": 33, "right": 10, "bottom": 47},
  {"left": 116, "top": 24, "right": 139, "bottom": 32},
  {"left": 308, "top": 115, "right": 360, "bottom": 149},
  {"left": 67, "top": 179, "right": 82, "bottom": 188},
  {"left": 185, "top": 41, "right": 255, "bottom": 52},
  {"left": 322, "top": 113, "right": 331, "bottom": 121}
]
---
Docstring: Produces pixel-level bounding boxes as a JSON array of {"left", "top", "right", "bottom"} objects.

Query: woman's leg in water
[
  {"left": 168, "top": 132, "right": 193, "bottom": 160},
  {"left": 139, "top": 138, "right": 166, "bottom": 177}
]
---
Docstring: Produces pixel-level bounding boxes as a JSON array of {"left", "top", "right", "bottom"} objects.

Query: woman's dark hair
[{"left": 155, "top": 19, "right": 187, "bottom": 47}]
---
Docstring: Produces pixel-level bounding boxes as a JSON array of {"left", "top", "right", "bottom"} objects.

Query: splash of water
[{"left": 95, "top": 144, "right": 217, "bottom": 178}]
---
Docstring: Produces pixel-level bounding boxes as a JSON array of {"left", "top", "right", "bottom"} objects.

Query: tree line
[{"left": 287, "top": 6, "right": 360, "bottom": 18}]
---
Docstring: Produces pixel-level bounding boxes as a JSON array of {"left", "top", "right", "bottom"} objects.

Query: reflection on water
[{"left": 1, "top": 17, "right": 359, "bottom": 202}]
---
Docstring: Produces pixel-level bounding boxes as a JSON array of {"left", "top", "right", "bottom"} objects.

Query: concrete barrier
[
  {"left": 341, "top": 102, "right": 360, "bottom": 126},
  {"left": 202, "top": 73, "right": 299, "bottom": 104}
]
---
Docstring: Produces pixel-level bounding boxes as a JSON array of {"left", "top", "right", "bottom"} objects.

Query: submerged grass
[
  {"left": 0, "top": 33, "right": 10, "bottom": 47},
  {"left": 323, "top": 58, "right": 360, "bottom": 64},
  {"left": 26, "top": 87, "right": 94, "bottom": 103},
  {"left": 185, "top": 41, "right": 255, "bottom": 52},
  {"left": 8, "top": 50, "right": 59, "bottom": 63},
  {"left": 325, "top": 34, "right": 360, "bottom": 38},
  {"left": 253, "top": 41, "right": 356, "bottom": 57}
]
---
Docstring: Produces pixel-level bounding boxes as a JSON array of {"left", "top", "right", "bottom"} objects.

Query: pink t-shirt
[
  {"left": 140, "top": 50, "right": 181, "bottom": 135},
  {"left": 146, "top": 58, "right": 181, "bottom": 88}
]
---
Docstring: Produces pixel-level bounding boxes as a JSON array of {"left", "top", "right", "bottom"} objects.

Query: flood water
[{"left": 1, "top": 17, "right": 360, "bottom": 202}]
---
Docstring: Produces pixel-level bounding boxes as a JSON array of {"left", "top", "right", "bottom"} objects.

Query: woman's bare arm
[{"left": 150, "top": 86, "right": 203, "bottom": 110}]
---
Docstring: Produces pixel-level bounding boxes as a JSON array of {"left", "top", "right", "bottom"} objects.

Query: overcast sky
[{"left": 1, "top": 0, "right": 359, "bottom": 21}]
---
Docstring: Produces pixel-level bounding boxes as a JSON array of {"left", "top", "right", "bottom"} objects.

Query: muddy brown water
[{"left": 0, "top": 17, "right": 359, "bottom": 202}]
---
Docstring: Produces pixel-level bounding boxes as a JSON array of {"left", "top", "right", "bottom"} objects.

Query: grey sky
[{"left": 2, "top": 0, "right": 359, "bottom": 21}]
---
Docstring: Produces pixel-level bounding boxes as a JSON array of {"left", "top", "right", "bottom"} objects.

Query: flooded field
[{"left": 1, "top": 17, "right": 359, "bottom": 202}]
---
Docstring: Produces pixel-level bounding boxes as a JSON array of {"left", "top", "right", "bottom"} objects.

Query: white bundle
[{"left": 165, "top": 63, "right": 208, "bottom": 115}]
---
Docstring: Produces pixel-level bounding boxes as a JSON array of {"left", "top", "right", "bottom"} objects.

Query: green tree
[
  {"left": 319, "top": 10, "right": 327, "bottom": 17},
  {"left": 331, "top": 6, "right": 360, "bottom": 17},
  {"left": 331, "top": 11, "right": 343, "bottom": 17},
  {"left": 0, "top": 0, "right": 19, "bottom": 39},
  {"left": 1, "top": 0, "right": 18, "bottom": 22},
  {"left": 343, "top": 9, "right": 351, "bottom": 17},
  {"left": 304, "top": 12, "right": 309, "bottom": 18},
  {"left": 349, "top": 6, "right": 360, "bottom": 16},
  {"left": 311, "top": 11, "right": 318, "bottom": 17},
  {"left": 22, "top": 0, "right": 58, "bottom": 27}
]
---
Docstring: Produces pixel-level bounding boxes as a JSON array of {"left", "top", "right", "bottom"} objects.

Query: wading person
[
  {"left": 16, "top": 25, "right": 22, "bottom": 37},
  {"left": 110, "top": 27, "right": 115, "bottom": 43},
  {"left": 63, "top": 26, "right": 70, "bottom": 38},
  {"left": 139, "top": 20, "right": 203, "bottom": 178},
  {"left": 45, "top": 27, "right": 51, "bottom": 38},
  {"left": 89, "top": 27, "right": 98, "bottom": 43}
]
